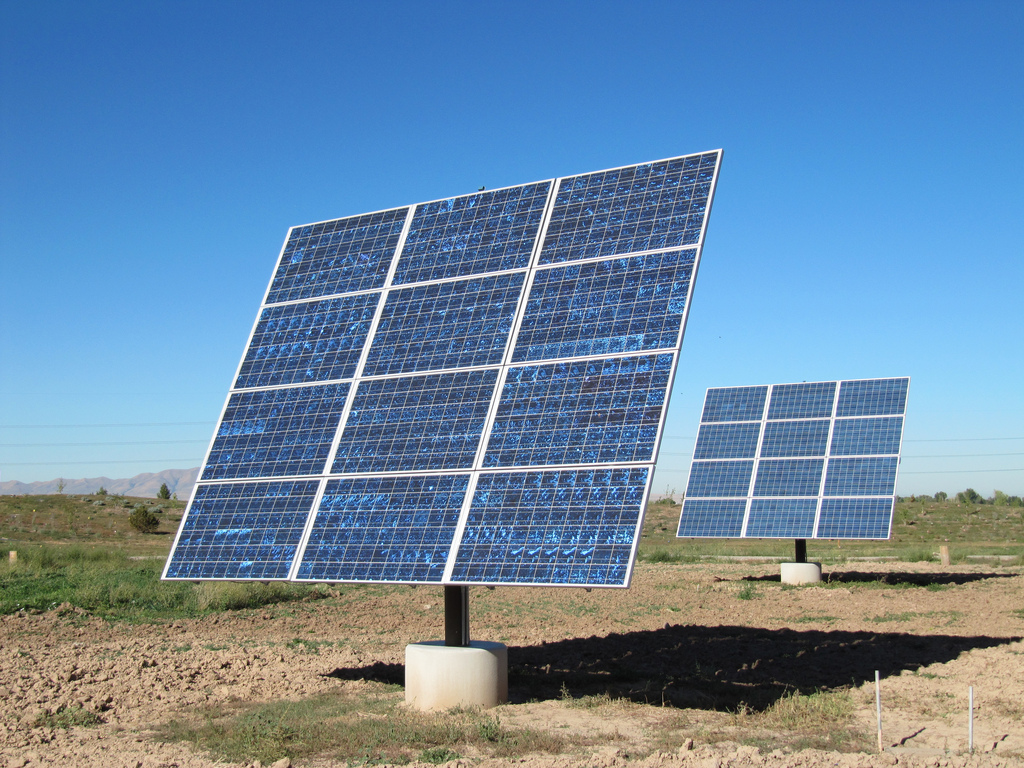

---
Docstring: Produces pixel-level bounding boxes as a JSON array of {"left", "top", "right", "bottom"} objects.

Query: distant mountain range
[{"left": 0, "top": 467, "right": 199, "bottom": 499}]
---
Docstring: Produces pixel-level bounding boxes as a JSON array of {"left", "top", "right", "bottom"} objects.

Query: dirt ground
[{"left": 1, "top": 561, "right": 1022, "bottom": 768}]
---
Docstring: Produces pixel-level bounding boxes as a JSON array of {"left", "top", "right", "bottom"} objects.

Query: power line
[
  {"left": 904, "top": 437, "right": 1024, "bottom": 442},
  {"left": 902, "top": 468, "right": 1023, "bottom": 474},
  {"left": 905, "top": 452, "right": 1024, "bottom": 459},
  {"left": 1, "top": 458, "right": 201, "bottom": 466},
  {"left": 0, "top": 421, "right": 215, "bottom": 429},
  {"left": 0, "top": 440, "right": 208, "bottom": 448}
]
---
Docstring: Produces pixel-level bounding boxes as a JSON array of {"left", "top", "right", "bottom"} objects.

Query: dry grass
[{"left": 159, "top": 683, "right": 583, "bottom": 765}]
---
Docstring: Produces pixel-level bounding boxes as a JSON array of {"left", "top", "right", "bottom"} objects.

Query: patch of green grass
[
  {"left": 159, "top": 687, "right": 576, "bottom": 765},
  {"left": 736, "top": 689, "right": 868, "bottom": 753},
  {"left": 0, "top": 545, "right": 324, "bottom": 621},
  {"left": 867, "top": 610, "right": 963, "bottom": 626},
  {"left": 902, "top": 548, "right": 935, "bottom": 563},
  {"left": 286, "top": 637, "right": 341, "bottom": 654},
  {"left": 34, "top": 705, "right": 103, "bottom": 729},
  {"left": 737, "top": 583, "right": 758, "bottom": 600},
  {"left": 1010, "top": 609, "right": 1024, "bottom": 621},
  {"left": 420, "top": 746, "right": 460, "bottom": 764},
  {"left": 791, "top": 614, "right": 838, "bottom": 624}
]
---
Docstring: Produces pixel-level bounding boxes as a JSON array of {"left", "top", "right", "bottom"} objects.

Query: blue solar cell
[
  {"left": 202, "top": 384, "right": 350, "bottom": 481},
  {"left": 234, "top": 294, "right": 379, "bottom": 389},
  {"left": 816, "top": 497, "right": 893, "bottom": 538},
  {"left": 540, "top": 153, "right": 719, "bottom": 264},
  {"left": 836, "top": 378, "right": 909, "bottom": 417},
  {"left": 686, "top": 461, "right": 754, "bottom": 497},
  {"left": 753, "top": 459, "right": 824, "bottom": 496},
  {"left": 676, "top": 499, "right": 746, "bottom": 537},
  {"left": 267, "top": 209, "right": 408, "bottom": 303},
  {"left": 296, "top": 475, "right": 468, "bottom": 583},
  {"left": 766, "top": 381, "right": 836, "bottom": 419},
  {"left": 701, "top": 386, "right": 768, "bottom": 423},
  {"left": 830, "top": 417, "right": 904, "bottom": 456},
  {"left": 484, "top": 354, "right": 672, "bottom": 467},
  {"left": 394, "top": 183, "right": 551, "bottom": 284},
  {"left": 332, "top": 369, "right": 497, "bottom": 473},
  {"left": 362, "top": 272, "right": 524, "bottom": 376},
  {"left": 512, "top": 250, "right": 695, "bottom": 362},
  {"left": 760, "top": 420, "right": 830, "bottom": 458},
  {"left": 823, "top": 457, "right": 898, "bottom": 496},
  {"left": 745, "top": 498, "right": 817, "bottom": 538},
  {"left": 451, "top": 468, "right": 647, "bottom": 586},
  {"left": 693, "top": 422, "right": 761, "bottom": 459},
  {"left": 164, "top": 480, "right": 320, "bottom": 579}
]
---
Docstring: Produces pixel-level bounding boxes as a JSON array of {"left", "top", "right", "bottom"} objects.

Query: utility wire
[
  {"left": 0, "top": 440, "right": 208, "bottom": 448},
  {"left": 1, "top": 458, "right": 201, "bottom": 466},
  {"left": 0, "top": 421, "right": 215, "bottom": 428},
  {"left": 902, "top": 468, "right": 1023, "bottom": 474}
]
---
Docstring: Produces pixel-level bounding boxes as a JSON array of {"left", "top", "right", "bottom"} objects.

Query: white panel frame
[{"left": 164, "top": 150, "right": 725, "bottom": 586}]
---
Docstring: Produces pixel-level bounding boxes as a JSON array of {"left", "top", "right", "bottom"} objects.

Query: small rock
[
  {"left": 271, "top": 759, "right": 292, "bottom": 768},
  {"left": 681, "top": 737, "right": 694, "bottom": 751}
]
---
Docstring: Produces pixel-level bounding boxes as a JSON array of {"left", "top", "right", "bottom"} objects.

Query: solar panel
[
  {"left": 164, "top": 150, "right": 723, "bottom": 587},
  {"left": 677, "top": 378, "right": 909, "bottom": 540}
]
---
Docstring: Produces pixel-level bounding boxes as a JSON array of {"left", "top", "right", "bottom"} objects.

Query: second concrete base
[
  {"left": 780, "top": 562, "right": 822, "bottom": 585},
  {"left": 405, "top": 641, "right": 508, "bottom": 711}
]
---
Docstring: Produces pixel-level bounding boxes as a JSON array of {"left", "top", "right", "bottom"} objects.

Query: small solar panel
[
  {"left": 164, "top": 150, "right": 723, "bottom": 587},
  {"left": 677, "top": 378, "right": 909, "bottom": 540}
]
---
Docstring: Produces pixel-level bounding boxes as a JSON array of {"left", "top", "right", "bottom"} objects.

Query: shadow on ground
[
  {"left": 743, "top": 571, "right": 1020, "bottom": 587},
  {"left": 325, "top": 625, "right": 1020, "bottom": 712}
]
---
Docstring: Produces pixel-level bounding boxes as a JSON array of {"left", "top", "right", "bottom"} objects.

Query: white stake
[
  {"left": 969, "top": 686, "right": 974, "bottom": 753},
  {"left": 876, "top": 670, "right": 883, "bottom": 753}
]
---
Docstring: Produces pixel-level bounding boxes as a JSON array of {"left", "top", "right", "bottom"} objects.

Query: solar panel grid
[
  {"left": 394, "top": 183, "right": 551, "bottom": 284},
  {"left": 483, "top": 354, "right": 671, "bottom": 468},
  {"left": 362, "top": 272, "right": 525, "bottom": 376},
  {"left": 540, "top": 154, "right": 718, "bottom": 265},
  {"left": 165, "top": 480, "right": 320, "bottom": 580},
  {"left": 753, "top": 459, "right": 825, "bottom": 497},
  {"left": 678, "top": 377, "right": 908, "bottom": 540},
  {"left": 511, "top": 250, "right": 695, "bottom": 362},
  {"left": 267, "top": 209, "right": 409, "bottom": 304},
  {"left": 746, "top": 498, "right": 817, "bottom": 538},
  {"left": 202, "top": 384, "right": 351, "bottom": 481},
  {"left": 296, "top": 475, "right": 468, "bottom": 583},
  {"left": 829, "top": 417, "right": 903, "bottom": 455},
  {"left": 760, "top": 420, "right": 830, "bottom": 457},
  {"left": 331, "top": 370, "right": 498, "bottom": 473},
  {"left": 693, "top": 422, "right": 761, "bottom": 459},
  {"left": 235, "top": 294, "right": 380, "bottom": 389},
  {"left": 164, "top": 150, "right": 725, "bottom": 586},
  {"left": 451, "top": 468, "right": 647, "bottom": 585}
]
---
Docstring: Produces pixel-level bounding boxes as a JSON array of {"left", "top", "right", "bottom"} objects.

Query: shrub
[
  {"left": 157, "top": 483, "right": 171, "bottom": 500},
  {"left": 128, "top": 507, "right": 161, "bottom": 533}
]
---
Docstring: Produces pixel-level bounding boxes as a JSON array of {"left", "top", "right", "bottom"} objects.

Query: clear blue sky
[{"left": 2, "top": 1, "right": 1022, "bottom": 496}]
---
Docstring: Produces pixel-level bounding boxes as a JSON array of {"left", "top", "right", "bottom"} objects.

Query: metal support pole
[
  {"left": 875, "top": 670, "right": 883, "bottom": 752},
  {"left": 795, "top": 539, "right": 807, "bottom": 564},
  {"left": 968, "top": 686, "right": 974, "bottom": 752},
  {"left": 444, "top": 585, "right": 470, "bottom": 647}
]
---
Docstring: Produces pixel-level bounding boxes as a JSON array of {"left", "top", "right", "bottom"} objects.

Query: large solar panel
[
  {"left": 164, "top": 150, "right": 723, "bottom": 587},
  {"left": 676, "top": 378, "right": 909, "bottom": 540}
]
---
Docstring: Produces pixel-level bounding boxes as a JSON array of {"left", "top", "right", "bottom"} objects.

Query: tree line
[{"left": 903, "top": 489, "right": 1023, "bottom": 507}]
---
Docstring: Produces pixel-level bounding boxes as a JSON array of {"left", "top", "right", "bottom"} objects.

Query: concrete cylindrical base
[
  {"left": 780, "top": 562, "right": 822, "bottom": 585},
  {"left": 405, "top": 641, "right": 508, "bottom": 711}
]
